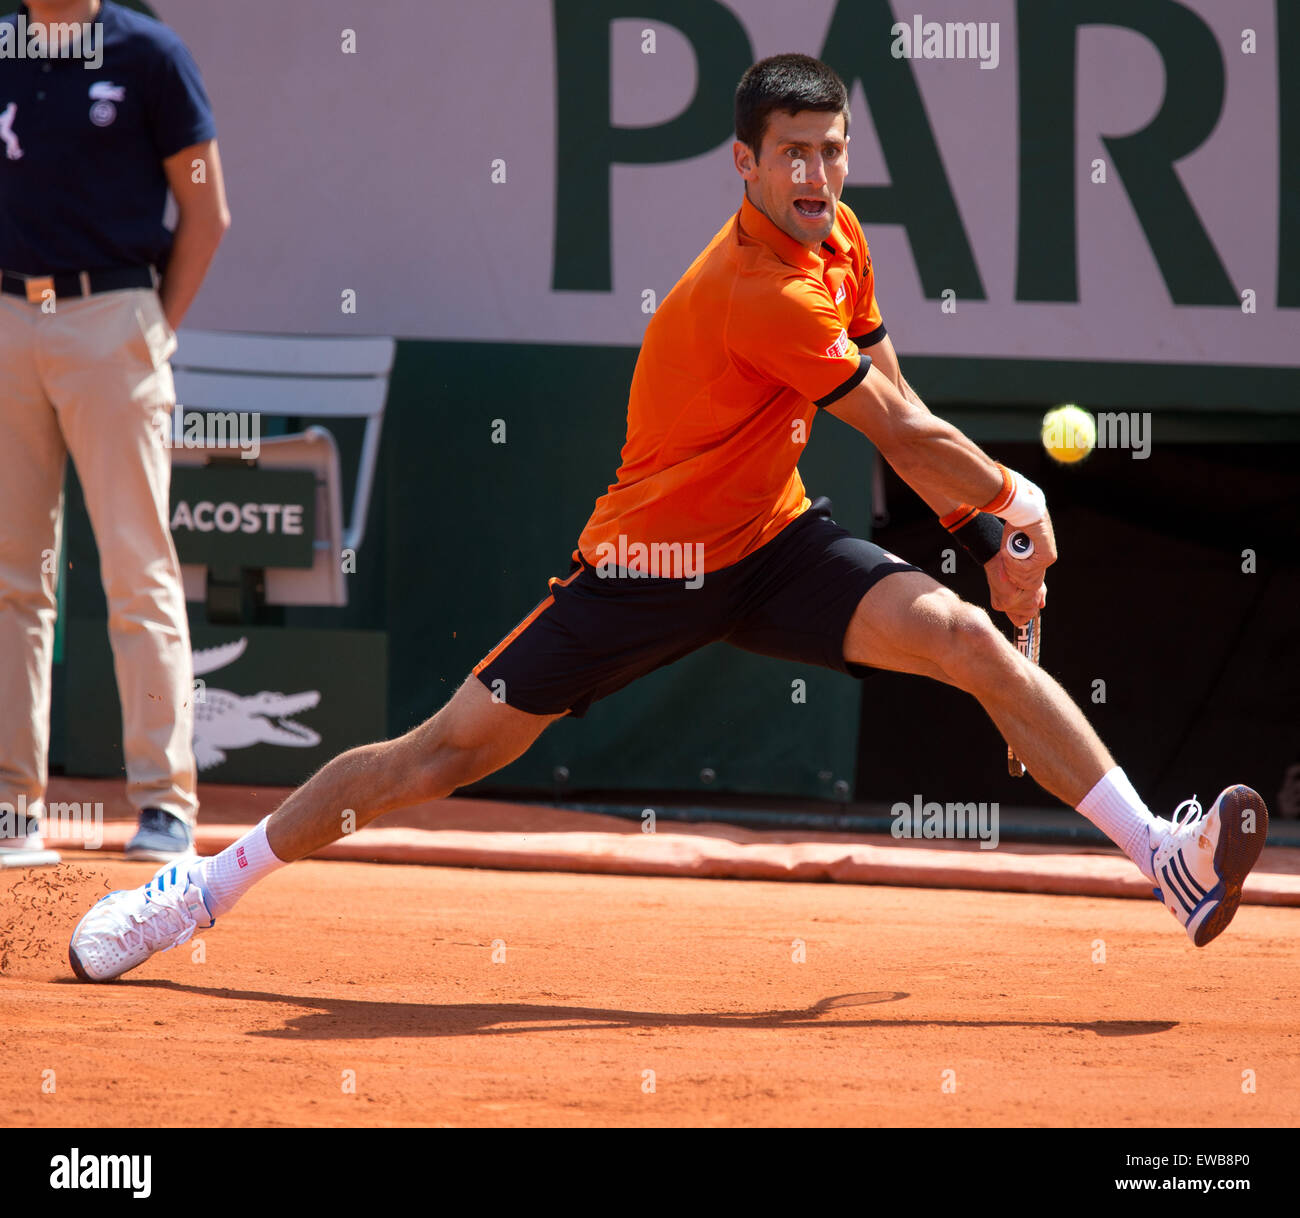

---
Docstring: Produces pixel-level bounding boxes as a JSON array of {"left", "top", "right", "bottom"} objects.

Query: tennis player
[{"left": 69, "top": 54, "right": 1267, "bottom": 980}]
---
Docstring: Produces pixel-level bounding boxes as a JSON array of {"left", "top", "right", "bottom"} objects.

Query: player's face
[{"left": 735, "top": 110, "right": 848, "bottom": 249}]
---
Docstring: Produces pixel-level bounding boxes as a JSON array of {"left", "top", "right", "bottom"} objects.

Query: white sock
[
  {"left": 193, "top": 816, "right": 286, "bottom": 918},
  {"left": 1076, "top": 767, "right": 1162, "bottom": 881}
]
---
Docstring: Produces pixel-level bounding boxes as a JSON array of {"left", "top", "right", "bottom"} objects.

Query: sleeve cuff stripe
[
  {"left": 849, "top": 323, "right": 887, "bottom": 348},
  {"left": 814, "top": 353, "right": 871, "bottom": 409},
  {"left": 940, "top": 505, "right": 979, "bottom": 532}
]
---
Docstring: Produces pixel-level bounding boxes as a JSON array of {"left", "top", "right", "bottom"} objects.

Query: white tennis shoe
[
  {"left": 1149, "top": 785, "right": 1268, "bottom": 947},
  {"left": 69, "top": 860, "right": 214, "bottom": 982}
]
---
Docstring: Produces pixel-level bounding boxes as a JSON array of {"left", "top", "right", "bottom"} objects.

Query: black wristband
[{"left": 949, "top": 511, "right": 1003, "bottom": 565}]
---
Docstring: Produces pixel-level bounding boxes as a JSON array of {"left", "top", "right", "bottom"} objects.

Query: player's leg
[
  {"left": 68, "top": 673, "right": 561, "bottom": 981},
  {"left": 841, "top": 571, "right": 1112, "bottom": 806},
  {"left": 265, "top": 675, "right": 562, "bottom": 861},
  {"left": 254, "top": 547, "right": 709, "bottom": 865},
  {"left": 726, "top": 504, "right": 1114, "bottom": 807},
  {"left": 243, "top": 552, "right": 720, "bottom": 865},
  {"left": 725, "top": 505, "right": 1108, "bottom": 798},
  {"left": 172, "top": 675, "right": 562, "bottom": 927},
  {"left": 726, "top": 498, "right": 1266, "bottom": 944},
  {"left": 69, "top": 550, "right": 732, "bottom": 979},
  {"left": 844, "top": 568, "right": 1268, "bottom": 944}
]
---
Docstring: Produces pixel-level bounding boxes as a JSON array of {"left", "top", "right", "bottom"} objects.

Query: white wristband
[{"left": 999, "top": 471, "right": 1047, "bottom": 528}]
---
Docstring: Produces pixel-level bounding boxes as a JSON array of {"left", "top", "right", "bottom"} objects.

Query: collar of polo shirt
[{"left": 737, "top": 193, "right": 851, "bottom": 274}]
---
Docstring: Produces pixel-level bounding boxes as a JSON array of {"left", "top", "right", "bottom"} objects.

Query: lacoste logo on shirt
[
  {"left": 824, "top": 328, "right": 850, "bottom": 359},
  {"left": 0, "top": 101, "right": 22, "bottom": 160},
  {"left": 88, "top": 81, "right": 125, "bottom": 127}
]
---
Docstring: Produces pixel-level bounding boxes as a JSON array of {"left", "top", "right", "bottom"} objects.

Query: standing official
[{"left": 0, "top": 0, "right": 229, "bottom": 862}]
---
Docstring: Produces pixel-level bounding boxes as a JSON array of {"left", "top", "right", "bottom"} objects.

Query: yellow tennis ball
[{"left": 1041, "top": 404, "right": 1096, "bottom": 464}]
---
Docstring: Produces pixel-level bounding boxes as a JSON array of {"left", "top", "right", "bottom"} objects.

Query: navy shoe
[{"left": 124, "top": 808, "right": 196, "bottom": 863}]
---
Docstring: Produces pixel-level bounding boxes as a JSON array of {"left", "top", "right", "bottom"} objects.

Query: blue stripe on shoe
[
  {"left": 1170, "top": 860, "right": 1203, "bottom": 911},
  {"left": 1168, "top": 852, "right": 1208, "bottom": 900},
  {"left": 1161, "top": 863, "right": 1196, "bottom": 915},
  {"left": 146, "top": 865, "right": 181, "bottom": 898}
]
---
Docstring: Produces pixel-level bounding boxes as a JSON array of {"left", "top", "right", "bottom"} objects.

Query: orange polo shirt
[{"left": 577, "top": 194, "right": 886, "bottom": 575}]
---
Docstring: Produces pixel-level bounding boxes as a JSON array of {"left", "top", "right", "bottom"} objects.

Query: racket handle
[{"left": 1005, "top": 530, "right": 1034, "bottom": 559}]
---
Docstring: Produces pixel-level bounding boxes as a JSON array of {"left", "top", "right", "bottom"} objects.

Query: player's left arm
[
  {"left": 159, "top": 139, "right": 231, "bottom": 330},
  {"left": 843, "top": 243, "right": 1046, "bottom": 620},
  {"left": 826, "top": 357, "right": 1050, "bottom": 624},
  {"left": 841, "top": 224, "right": 964, "bottom": 519},
  {"left": 839, "top": 218, "right": 1046, "bottom": 619}
]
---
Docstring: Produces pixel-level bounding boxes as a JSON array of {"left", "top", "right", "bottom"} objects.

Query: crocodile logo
[{"left": 191, "top": 637, "right": 321, "bottom": 770}]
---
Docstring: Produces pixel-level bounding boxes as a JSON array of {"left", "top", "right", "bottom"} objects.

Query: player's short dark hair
[{"left": 735, "top": 54, "right": 850, "bottom": 161}]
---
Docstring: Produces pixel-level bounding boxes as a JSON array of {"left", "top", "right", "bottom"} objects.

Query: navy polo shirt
[{"left": 0, "top": 1, "right": 216, "bottom": 274}]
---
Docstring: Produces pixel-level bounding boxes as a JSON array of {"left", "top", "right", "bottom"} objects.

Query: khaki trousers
[{"left": 0, "top": 287, "right": 197, "bottom": 826}]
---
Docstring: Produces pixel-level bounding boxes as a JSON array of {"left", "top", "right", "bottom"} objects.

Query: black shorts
[{"left": 473, "top": 496, "right": 921, "bottom": 716}]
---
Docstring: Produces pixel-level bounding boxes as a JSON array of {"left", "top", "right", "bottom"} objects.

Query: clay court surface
[{"left": 3, "top": 851, "right": 1298, "bottom": 1127}]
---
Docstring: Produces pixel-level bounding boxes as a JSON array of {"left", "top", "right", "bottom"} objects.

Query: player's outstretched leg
[
  {"left": 843, "top": 571, "right": 1269, "bottom": 946},
  {"left": 69, "top": 677, "right": 560, "bottom": 981}
]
